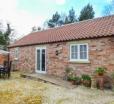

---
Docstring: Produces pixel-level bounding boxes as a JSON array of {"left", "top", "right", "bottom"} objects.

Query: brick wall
[
  {"left": 10, "top": 46, "right": 35, "bottom": 72},
  {"left": 9, "top": 36, "right": 114, "bottom": 77},
  {"left": 0, "top": 54, "right": 8, "bottom": 65}
]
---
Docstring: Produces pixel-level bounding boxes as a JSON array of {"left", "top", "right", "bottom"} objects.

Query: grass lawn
[{"left": 0, "top": 72, "right": 114, "bottom": 104}]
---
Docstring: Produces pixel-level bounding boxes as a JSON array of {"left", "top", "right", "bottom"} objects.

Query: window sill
[{"left": 69, "top": 60, "right": 90, "bottom": 64}]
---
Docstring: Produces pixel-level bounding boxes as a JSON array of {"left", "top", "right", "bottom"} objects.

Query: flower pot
[
  {"left": 67, "top": 78, "right": 71, "bottom": 81},
  {"left": 75, "top": 80, "right": 81, "bottom": 85},
  {"left": 83, "top": 80, "right": 91, "bottom": 87},
  {"left": 96, "top": 76, "right": 104, "bottom": 90},
  {"left": 71, "top": 80, "right": 76, "bottom": 85},
  {"left": 98, "top": 73, "right": 104, "bottom": 76}
]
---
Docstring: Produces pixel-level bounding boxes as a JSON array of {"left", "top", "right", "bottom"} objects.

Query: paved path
[{"left": 21, "top": 73, "right": 76, "bottom": 89}]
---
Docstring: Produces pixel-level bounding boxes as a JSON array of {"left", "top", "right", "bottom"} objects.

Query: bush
[
  {"left": 64, "top": 67, "right": 74, "bottom": 80},
  {"left": 81, "top": 74, "right": 91, "bottom": 87},
  {"left": 67, "top": 75, "right": 73, "bottom": 81},
  {"left": 65, "top": 67, "right": 73, "bottom": 74},
  {"left": 67, "top": 75, "right": 75, "bottom": 81},
  {"left": 95, "top": 67, "right": 106, "bottom": 76},
  {"left": 67, "top": 75, "right": 81, "bottom": 85},
  {"left": 82, "top": 74, "right": 91, "bottom": 81},
  {"left": 75, "top": 76, "right": 81, "bottom": 80},
  {"left": 75, "top": 76, "right": 81, "bottom": 85}
]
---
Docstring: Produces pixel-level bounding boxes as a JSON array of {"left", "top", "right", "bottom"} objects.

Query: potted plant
[
  {"left": 75, "top": 76, "right": 81, "bottom": 85},
  {"left": 67, "top": 75, "right": 74, "bottom": 84},
  {"left": 64, "top": 67, "right": 73, "bottom": 80},
  {"left": 67, "top": 75, "right": 73, "bottom": 81},
  {"left": 67, "top": 75, "right": 78, "bottom": 85},
  {"left": 95, "top": 67, "right": 106, "bottom": 76},
  {"left": 71, "top": 76, "right": 77, "bottom": 85},
  {"left": 82, "top": 74, "right": 91, "bottom": 87},
  {"left": 94, "top": 67, "right": 107, "bottom": 90}
]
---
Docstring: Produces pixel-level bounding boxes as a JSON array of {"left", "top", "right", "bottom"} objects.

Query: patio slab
[{"left": 21, "top": 73, "right": 76, "bottom": 89}]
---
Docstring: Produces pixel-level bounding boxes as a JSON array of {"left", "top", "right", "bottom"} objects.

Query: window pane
[
  {"left": 75, "top": 45, "right": 78, "bottom": 53},
  {"left": 37, "top": 50, "right": 40, "bottom": 71},
  {"left": 15, "top": 48, "right": 19, "bottom": 58},
  {"left": 83, "top": 45, "right": 87, "bottom": 51},
  {"left": 80, "top": 45, "right": 87, "bottom": 59},
  {"left": 80, "top": 51, "right": 87, "bottom": 59},
  {"left": 71, "top": 46, "right": 75, "bottom": 52},
  {"left": 42, "top": 49, "right": 45, "bottom": 71},
  {"left": 71, "top": 45, "right": 78, "bottom": 59}
]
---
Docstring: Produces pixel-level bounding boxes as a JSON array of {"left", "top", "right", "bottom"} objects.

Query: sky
[{"left": 0, "top": 0, "right": 112, "bottom": 39}]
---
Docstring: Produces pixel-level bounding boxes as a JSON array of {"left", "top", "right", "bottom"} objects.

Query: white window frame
[
  {"left": 14, "top": 48, "right": 19, "bottom": 60},
  {"left": 70, "top": 43, "right": 89, "bottom": 62},
  {"left": 35, "top": 46, "right": 46, "bottom": 74}
]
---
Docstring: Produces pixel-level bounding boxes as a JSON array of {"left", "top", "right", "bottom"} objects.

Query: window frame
[
  {"left": 70, "top": 43, "right": 89, "bottom": 62},
  {"left": 14, "top": 48, "right": 19, "bottom": 60}
]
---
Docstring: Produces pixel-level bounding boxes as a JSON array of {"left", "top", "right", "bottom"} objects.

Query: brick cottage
[{"left": 9, "top": 15, "right": 114, "bottom": 77}]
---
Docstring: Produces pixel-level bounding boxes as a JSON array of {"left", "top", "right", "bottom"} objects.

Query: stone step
[{"left": 21, "top": 73, "right": 76, "bottom": 89}]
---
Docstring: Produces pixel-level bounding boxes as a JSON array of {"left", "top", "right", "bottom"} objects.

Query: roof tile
[{"left": 9, "top": 15, "right": 114, "bottom": 48}]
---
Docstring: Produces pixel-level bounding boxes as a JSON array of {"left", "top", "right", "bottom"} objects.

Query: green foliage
[
  {"left": 67, "top": 69, "right": 81, "bottom": 81},
  {"left": 47, "top": 12, "right": 61, "bottom": 28},
  {"left": 82, "top": 74, "right": 91, "bottom": 81},
  {"left": 0, "top": 23, "right": 12, "bottom": 50},
  {"left": 68, "top": 8, "right": 76, "bottom": 23},
  {"left": 72, "top": 77, "right": 77, "bottom": 81},
  {"left": 68, "top": 76, "right": 81, "bottom": 81},
  {"left": 74, "top": 76, "right": 81, "bottom": 81},
  {"left": 46, "top": 4, "right": 95, "bottom": 29},
  {"left": 47, "top": 4, "right": 95, "bottom": 28},
  {"left": 65, "top": 67, "right": 75, "bottom": 81},
  {"left": 64, "top": 16, "right": 69, "bottom": 24},
  {"left": 47, "top": 19, "right": 55, "bottom": 28},
  {"left": 65, "top": 67, "right": 73, "bottom": 74},
  {"left": 52, "top": 12, "right": 60, "bottom": 23},
  {"left": 95, "top": 67, "right": 106, "bottom": 75},
  {"left": 79, "top": 3, "right": 95, "bottom": 21},
  {"left": 0, "top": 32, "right": 6, "bottom": 45},
  {"left": 47, "top": 8, "right": 77, "bottom": 27},
  {"left": 67, "top": 76, "right": 73, "bottom": 81}
]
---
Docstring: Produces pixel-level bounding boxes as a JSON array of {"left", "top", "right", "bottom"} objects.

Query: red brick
[{"left": 9, "top": 36, "right": 114, "bottom": 77}]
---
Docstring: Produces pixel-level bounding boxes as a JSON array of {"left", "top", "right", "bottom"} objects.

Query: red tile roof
[{"left": 9, "top": 15, "right": 114, "bottom": 48}]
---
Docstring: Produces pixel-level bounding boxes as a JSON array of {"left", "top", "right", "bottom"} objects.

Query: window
[
  {"left": 71, "top": 45, "right": 78, "bottom": 59},
  {"left": 70, "top": 44, "right": 88, "bottom": 61},
  {"left": 14, "top": 48, "right": 19, "bottom": 60}
]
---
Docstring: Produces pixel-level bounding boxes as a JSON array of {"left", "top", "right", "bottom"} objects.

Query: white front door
[{"left": 36, "top": 47, "right": 46, "bottom": 74}]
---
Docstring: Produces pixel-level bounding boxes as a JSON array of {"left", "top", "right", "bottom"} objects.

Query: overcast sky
[{"left": 0, "top": 0, "right": 111, "bottom": 39}]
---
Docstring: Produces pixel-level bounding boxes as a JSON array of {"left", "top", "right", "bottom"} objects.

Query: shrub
[
  {"left": 67, "top": 75, "right": 75, "bottom": 81},
  {"left": 64, "top": 67, "right": 73, "bottom": 80},
  {"left": 82, "top": 74, "right": 91, "bottom": 81},
  {"left": 72, "top": 76, "right": 80, "bottom": 81},
  {"left": 75, "top": 76, "right": 81, "bottom": 85},
  {"left": 65, "top": 67, "right": 73, "bottom": 74},
  {"left": 95, "top": 67, "right": 106, "bottom": 76},
  {"left": 81, "top": 74, "right": 91, "bottom": 87},
  {"left": 72, "top": 76, "right": 81, "bottom": 82},
  {"left": 67, "top": 75, "right": 73, "bottom": 81},
  {"left": 67, "top": 75, "right": 81, "bottom": 85}
]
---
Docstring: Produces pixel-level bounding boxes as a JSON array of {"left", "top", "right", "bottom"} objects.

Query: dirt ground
[{"left": 0, "top": 72, "right": 114, "bottom": 104}]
